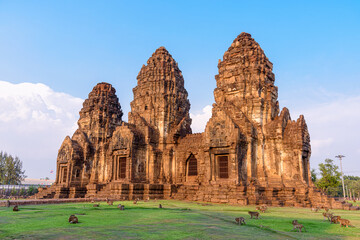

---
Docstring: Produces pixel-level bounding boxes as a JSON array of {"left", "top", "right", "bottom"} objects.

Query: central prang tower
[{"left": 129, "top": 46, "right": 192, "bottom": 183}]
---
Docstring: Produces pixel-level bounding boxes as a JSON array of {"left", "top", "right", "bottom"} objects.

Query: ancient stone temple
[{"left": 36, "top": 33, "right": 347, "bottom": 209}]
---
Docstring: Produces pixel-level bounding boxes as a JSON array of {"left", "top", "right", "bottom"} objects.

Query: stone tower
[
  {"left": 214, "top": 32, "right": 279, "bottom": 125},
  {"left": 55, "top": 82, "right": 123, "bottom": 192},
  {"left": 77, "top": 82, "right": 123, "bottom": 144},
  {"left": 129, "top": 46, "right": 192, "bottom": 144},
  {"left": 128, "top": 47, "right": 192, "bottom": 183},
  {"left": 211, "top": 32, "right": 311, "bottom": 186}
]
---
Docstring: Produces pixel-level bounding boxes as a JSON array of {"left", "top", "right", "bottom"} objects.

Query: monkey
[
  {"left": 68, "top": 215, "right": 78, "bottom": 224},
  {"left": 120, "top": 205, "right": 125, "bottom": 210},
  {"left": 331, "top": 216, "right": 341, "bottom": 224},
  {"left": 260, "top": 206, "right": 267, "bottom": 213},
  {"left": 159, "top": 204, "right": 163, "bottom": 209},
  {"left": 235, "top": 217, "right": 246, "bottom": 225},
  {"left": 311, "top": 207, "right": 319, "bottom": 212},
  {"left": 93, "top": 204, "right": 100, "bottom": 207},
  {"left": 255, "top": 206, "right": 261, "bottom": 211},
  {"left": 133, "top": 200, "right": 137, "bottom": 204},
  {"left": 291, "top": 220, "right": 306, "bottom": 232},
  {"left": 248, "top": 211, "right": 260, "bottom": 219},
  {"left": 6, "top": 200, "right": 10, "bottom": 208},
  {"left": 322, "top": 212, "right": 333, "bottom": 221},
  {"left": 117, "top": 204, "right": 122, "bottom": 209},
  {"left": 107, "top": 200, "right": 113, "bottom": 206},
  {"left": 339, "top": 219, "right": 353, "bottom": 227},
  {"left": 13, "top": 205, "right": 19, "bottom": 211}
]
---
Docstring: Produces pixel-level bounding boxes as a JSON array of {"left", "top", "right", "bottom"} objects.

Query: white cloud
[
  {"left": 190, "top": 105, "right": 212, "bottom": 133},
  {"left": 292, "top": 95, "right": 360, "bottom": 175},
  {"left": 0, "top": 81, "right": 83, "bottom": 179}
]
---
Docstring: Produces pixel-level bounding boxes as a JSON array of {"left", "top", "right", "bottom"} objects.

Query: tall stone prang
[
  {"left": 127, "top": 46, "right": 192, "bottom": 183},
  {"left": 129, "top": 46, "right": 192, "bottom": 143},
  {"left": 38, "top": 34, "right": 356, "bottom": 210},
  {"left": 54, "top": 83, "right": 122, "bottom": 198},
  {"left": 209, "top": 32, "right": 311, "bottom": 187},
  {"left": 214, "top": 32, "right": 279, "bottom": 125}
]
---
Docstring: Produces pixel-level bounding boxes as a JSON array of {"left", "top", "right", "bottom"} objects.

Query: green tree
[
  {"left": 19, "top": 188, "right": 26, "bottom": 196},
  {"left": 316, "top": 158, "right": 341, "bottom": 193},
  {"left": 0, "top": 151, "right": 27, "bottom": 184},
  {"left": 10, "top": 187, "right": 17, "bottom": 196},
  {"left": 311, "top": 169, "right": 317, "bottom": 183}
]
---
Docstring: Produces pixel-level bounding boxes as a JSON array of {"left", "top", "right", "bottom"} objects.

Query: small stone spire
[{"left": 78, "top": 82, "right": 122, "bottom": 143}]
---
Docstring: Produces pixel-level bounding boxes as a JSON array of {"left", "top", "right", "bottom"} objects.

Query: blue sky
[{"left": 0, "top": 0, "right": 359, "bottom": 178}]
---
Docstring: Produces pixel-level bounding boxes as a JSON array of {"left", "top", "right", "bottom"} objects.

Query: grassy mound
[{"left": 0, "top": 200, "right": 359, "bottom": 239}]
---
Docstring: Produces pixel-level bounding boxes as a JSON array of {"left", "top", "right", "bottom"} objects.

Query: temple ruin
[{"left": 37, "top": 33, "right": 348, "bottom": 208}]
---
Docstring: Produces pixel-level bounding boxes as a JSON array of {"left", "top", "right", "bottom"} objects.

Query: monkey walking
[
  {"left": 248, "top": 211, "right": 260, "bottom": 219},
  {"left": 339, "top": 219, "right": 354, "bottom": 228},
  {"left": 291, "top": 220, "right": 306, "bottom": 232},
  {"left": 235, "top": 217, "right": 246, "bottom": 225},
  {"left": 68, "top": 215, "right": 79, "bottom": 224}
]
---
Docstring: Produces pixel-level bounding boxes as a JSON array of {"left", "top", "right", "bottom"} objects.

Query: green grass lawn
[{"left": 0, "top": 200, "right": 359, "bottom": 240}]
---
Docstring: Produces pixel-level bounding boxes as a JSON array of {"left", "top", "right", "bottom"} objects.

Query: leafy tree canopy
[
  {"left": 316, "top": 158, "right": 341, "bottom": 193},
  {"left": 0, "top": 151, "right": 27, "bottom": 185}
]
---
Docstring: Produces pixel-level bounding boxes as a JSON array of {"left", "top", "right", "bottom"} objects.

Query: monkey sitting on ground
[
  {"left": 339, "top": 219, "right": 354, "bottom": 227},
  {"left": 159, "top": 204, "right": 163, "bottom": 208},
  {"left": 291, "top": 220, "right": 306, "bottom": 232},
  {"left": 93, "top": 204, "right": 100, "bottom": 207},
  {"left": 13, "top": 205, "right": 19, "bottom": 211},
  {"left": 133, "top": 200, "right": 137, "bottom": 204},
  {"left": 120, "top": 205, "right": 125, "bottom": 210},
  {"left": 68, "top": 215, "right": 78, "bottom": 224},
  {"left": 322, "top": 212, "right": 333, "bottom": 221},
  {"left": 331, "top": 216, "right": 341, "bottom": 224},
  {"left": 248, "top": 211, "right": 260, "bottom": 219},
  {"left": 235, "top": 217, "right": 246, "bottom": 225}
]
